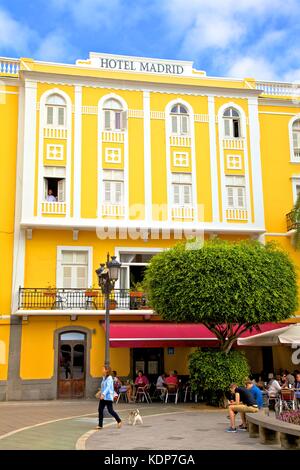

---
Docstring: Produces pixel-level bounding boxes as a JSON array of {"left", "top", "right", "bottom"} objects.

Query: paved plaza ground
[{"left": 0, "top": 400, "right": 280, "bottom": 450}]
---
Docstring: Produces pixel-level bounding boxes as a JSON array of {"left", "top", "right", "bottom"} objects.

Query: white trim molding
[
  {"left": 248, "top": 96, "right": 265, "bottom": 228},
  {"left": 74, "top": 85, "right": 82, "bottom": 218},
  {"left": 97, "top": 93, "right": 129, "bottom": 219},
  {"left": 208, "top": 95, "right": 219, "bottom": 222},
  {"left": 143, "top": 90, "right": 152, "bottom": 223},
  {"left": 165, "top": 98, "right": 197, "bottom": 222},
  {"left": 56, "top": 245, "right": 93, "bottom": 288},
  {"left": 217, "top": 101, "right": 251, "bottom": 223},
  {"left": 289, "top": 114, "right": 300, "bottom": 163},
  {"left": 38, "top": 87, "right": 72, "bottom": 218}
]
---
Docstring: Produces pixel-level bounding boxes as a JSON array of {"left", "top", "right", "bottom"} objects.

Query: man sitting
[
  {"left": 165, "top": 371, "right": 179, "bottom": 386},
  {"left": 226, "top": 383, "right": 258, "bottom": 433}
]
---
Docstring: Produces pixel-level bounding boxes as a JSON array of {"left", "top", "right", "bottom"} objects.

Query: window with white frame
[
  {"left": 170, "top": 104, "right": 189, "bottom": 135},
  {"left": 102, "top": 169, "right": 124, "bottom": 205},
  {"left": 46, "top": 94, "right": 66, "bottom": 127},
  {"left": 60, "top": 250, "right": 89, "bottom": 288},
  {"left": 44, "top": 178, "right": 65, "bottom": 202},
  {"left": 173, "top": 151, "right": 189, "bottom": 167},
  {"left": 227, "top": 154, "right": 242, "bottom": 170},
  {"left": 292, "top": 119, "right": 300, "bottom": 159},
  {"left": 47, "top": 144, "right": 64, "bottom": 161},
  {"left": 225, "top": 175, "right": 246, "bottom": 209},
  {"left": 223, "top": 107, "right": 241, "bottom": 138},
  {"left": 103, "top": 98, "right": 127, "bottom": 131},
  {"left": 105, "top": 147, "right": 121, "bottom": 164},
  {"left": 172, "top": 173, "right": 192, "bottom": 205}
]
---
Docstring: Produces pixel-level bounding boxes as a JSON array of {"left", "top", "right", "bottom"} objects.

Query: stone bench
[{"left": 246, "top": 411, "right": 300, "bottom": 449}]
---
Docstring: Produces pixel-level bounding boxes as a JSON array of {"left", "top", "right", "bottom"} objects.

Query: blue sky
[{"left": 0, "top": 0, "right": 300, "bottom": 81}]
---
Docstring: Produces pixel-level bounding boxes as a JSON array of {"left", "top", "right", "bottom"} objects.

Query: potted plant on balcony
[
  {"left": 129, "top": 282, "right": 144, "bottom": 298},
  {"left": 44, "top": 285, "right": 56, "bottom": 297},
  {"left": 102, "top": 298, "right": 118, "bottom": 310},
  {"left": 85, "top": 287, "right": 98, "bottom": 297}
]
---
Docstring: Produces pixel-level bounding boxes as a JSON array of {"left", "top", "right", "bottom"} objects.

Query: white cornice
[
  {"left": 18, "top": 70, "right": 261, "bottom": 99},
  {"left": 259, "top": 98, "right": 300, "bottom": 107}
]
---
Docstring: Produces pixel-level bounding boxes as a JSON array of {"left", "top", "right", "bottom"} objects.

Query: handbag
[
  {"left": 113, "top": 391, "right": 118, "bottom": 402},
  {"left": 95, "top": 389, "right": 102, "bottom": 399}
]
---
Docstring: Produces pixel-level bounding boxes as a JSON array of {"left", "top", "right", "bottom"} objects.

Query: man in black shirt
[{"left": 226, "top": 383, "right": 258, "bottom": 433}]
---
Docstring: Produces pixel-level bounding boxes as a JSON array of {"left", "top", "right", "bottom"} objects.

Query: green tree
[
  {"left": 189, "top": 350, "right": 250, "bottom": 406},
  {"left": 144, "top": 240, "right": 298, "bottom": 353}
]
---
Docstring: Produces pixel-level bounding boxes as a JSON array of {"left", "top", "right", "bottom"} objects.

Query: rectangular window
[
  {"left": 46, "top": 144, "right": 64, "bottom": 161},
  {"left": 102, "top": 169, "right": 124, "bottom": 205},
  {"left": 227, "top": 154, "right": 242, "bottom": 170},
  {"left": 103, "top": 110, "right": 127, "bottom": 131},
  {"left": 105, "top": 147, "right": 121, "bottom": 164},
  {"left": 173, "top": 152, "right": 189, "bottom": 167},
  {"left": 58, "top": 107, "right": 65, "bottom": 126},
  {"left": 44, "top": 177, "right": 66, "bottom": 202},
  {"left": 60, "top": 250, "right": 88, "bottom": 289},
  {"left": 171, "top": 115, "right": 189, "bottom": 135},
  {"left": 171, "top": 115, "right": 178, "bottom": 133},
  {"left": 172, "top": 173, "right": 192, "bottom": 206},
  {"left": 225, "top": 176, "right": 246, "bottom": 209}
]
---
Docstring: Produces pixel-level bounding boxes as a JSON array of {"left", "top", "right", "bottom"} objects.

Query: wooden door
[{"left": 58, "top": 332, "right": 86, "bottom": 398}]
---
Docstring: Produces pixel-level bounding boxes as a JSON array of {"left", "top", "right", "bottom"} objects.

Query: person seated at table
[
  {"left": 112, "top": 370, "right": 122, "bottom": 392},
  {"left": 156, "top": 373, "right": 167, "bottom": 400},
  {"left": 165, "top": 371, "right": 179, "bottom": 386},
  {"left": 245, "top": 380, "right": 263, "bottom": 409},
  {"left": 285, "top": 369, "right": 295, "bottom": 387},
  {"left": 135, "top": 370, "right": 149, "bottom": 387},
  {"left": 267, "top": 375, "right": 282, "bottom": 410}
]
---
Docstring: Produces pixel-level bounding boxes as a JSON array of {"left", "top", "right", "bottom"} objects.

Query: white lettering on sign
[{"left": 81, "top": 53, "right": 202, "bottom": 77}]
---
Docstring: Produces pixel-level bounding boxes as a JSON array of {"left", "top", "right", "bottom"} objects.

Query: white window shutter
[
  {"left": 237, "top": 187, "right": 245, "bottom": 208},
  {"left": 171, "top": 115, "right": 178, "bottom": 133},
  {"left": 104, "top": 181, "right": 111, "bottom": 202},
  {"left": 115, "top": 182, "right": 122, "bottom": 203},
  {"left": 76, "top": 266, "right": 87, "bottom": 288},
  {"left": 227, "top": 187, "right": 234, "bottom": 207},
  {"left": 224, "top": 118, "right": 231, "bottom": 137},
  {"left": 181, "top": 115, "right": 188, "bottom": 134},
  {"left": 183, "top": 185, "right": 191, "bottom": 204},
  {"left": 63, "top": 266, "right": 72, "bottom": 288},
  {"left": 58, "top": 107, "right": 65, "bottom": 126},
  {"left": 57, "top": 179, "right": 65, "bottom": 202},
  {"left": 44, "top": 178, "right": 48, "bottom": 200},
  {"left": 173, "top": 185, "right": 180, "bottom": 204},
  {"left": 104, "top": 110, "right": 111, "bottom": 129},
  {"left": 121, "top": 110, "right": 127, "bottom": 130},
  {"left": 47, "top": 106, "right": 53, "bottom": 125}
]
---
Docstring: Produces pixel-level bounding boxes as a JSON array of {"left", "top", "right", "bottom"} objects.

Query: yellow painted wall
[
  {"left": 164, "top": 347, "right": 195, "bottom": 375},
  {"left": 0, "top": 87, "right": 18, "bottom": 380}
]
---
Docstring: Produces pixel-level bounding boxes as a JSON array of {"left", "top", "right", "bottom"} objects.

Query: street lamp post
[{"left": 95, "top": 253, "right": 121, "bottom": 368}]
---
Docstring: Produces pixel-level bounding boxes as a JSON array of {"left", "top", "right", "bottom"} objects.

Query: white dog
[{"left": 128, "top": 409, "right": 143, "bottom": 426}]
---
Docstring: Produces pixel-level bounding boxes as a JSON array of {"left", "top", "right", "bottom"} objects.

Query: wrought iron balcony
[
  {"left": 286, "top": 210, "right": 300, "bottom": 232},
  {"left": 18, "top": 288, "right": 150, "bottom": 311}
]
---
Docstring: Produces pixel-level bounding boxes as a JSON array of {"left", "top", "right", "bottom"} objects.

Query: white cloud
[
  {"left": 34, "top": 30, "right": 77, "bottom": 62},
  {"left": 227, "top": 56, "right": 276, "bottom": 80},
  {"left": 0, "top": 8, "right": 36, "bottom": 55},
  {"left": 50, "top": 0, "right": 123, "bottom": 29}
]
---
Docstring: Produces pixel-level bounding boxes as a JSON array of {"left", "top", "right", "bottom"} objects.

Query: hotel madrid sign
[{"left": 78, "top": 52, "right": 201, "bottom": 77}]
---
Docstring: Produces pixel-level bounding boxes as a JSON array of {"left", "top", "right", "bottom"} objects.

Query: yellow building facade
[{"left": 0, "top": 53, "right": 300, "bottom": 400}]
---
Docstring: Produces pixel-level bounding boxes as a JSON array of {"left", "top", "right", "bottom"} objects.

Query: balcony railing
[
  {"left": 171, "top": 205, "right": 194, "bottom": 220},
  {"left": 41, "top": 202, "right": 66, "bottom": 215},
  {"left": 18, "top": 288, "right": 150, "bottom": 311},
  {"left": 256, "top": 81, "right": 300, "bottom": 97},
  {"left": 0, "top": 57, "right": 19, "bottom": 75},
  {"left": 101, "top": 203, "right": 125, "bottom": 217},
  {"left": 169, "top": 135, "right": 192, "bottom": 147},
  {"left": 222, "top": 138, "right": 245, "bottom": 150},
  {"left": 286, "top": 210, "right": 299, "bottom": 232},
  {"left": 226, "top": 208, "right": 248, "bottom": 221}
]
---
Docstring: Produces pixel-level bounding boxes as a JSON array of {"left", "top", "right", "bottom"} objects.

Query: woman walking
[{"left": 97, "top": 365, "right": 122, "bottom": 430}]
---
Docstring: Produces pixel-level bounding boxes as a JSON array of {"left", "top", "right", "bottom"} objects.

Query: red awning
[{"left": 107, "top": 322, "right": 286, "bottom": 348}]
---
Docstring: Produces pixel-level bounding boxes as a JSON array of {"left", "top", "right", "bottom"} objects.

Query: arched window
[
  {"left": 292, "top": 119, "right": 300, "bottom": 159},
  {"left": 103, "top": 98, "right": 125, "bottom": 131},
  {"left": 170, "top": 104, "right": 189, "bottom": 135},
  {"left": 46, "top": 94, "right": 66, "bottom": 127},
  {"left": 223, "top": 107, "right": 241, "bottom": 138}
]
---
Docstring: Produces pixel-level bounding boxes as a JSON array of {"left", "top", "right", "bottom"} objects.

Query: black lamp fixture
[{"left": 95, "top": 253, "right": 121, "bottom": 367}]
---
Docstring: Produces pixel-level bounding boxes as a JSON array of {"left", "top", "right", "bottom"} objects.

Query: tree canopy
[{"left": 144, "top": 240, "right": 298, "bottom": 352}]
